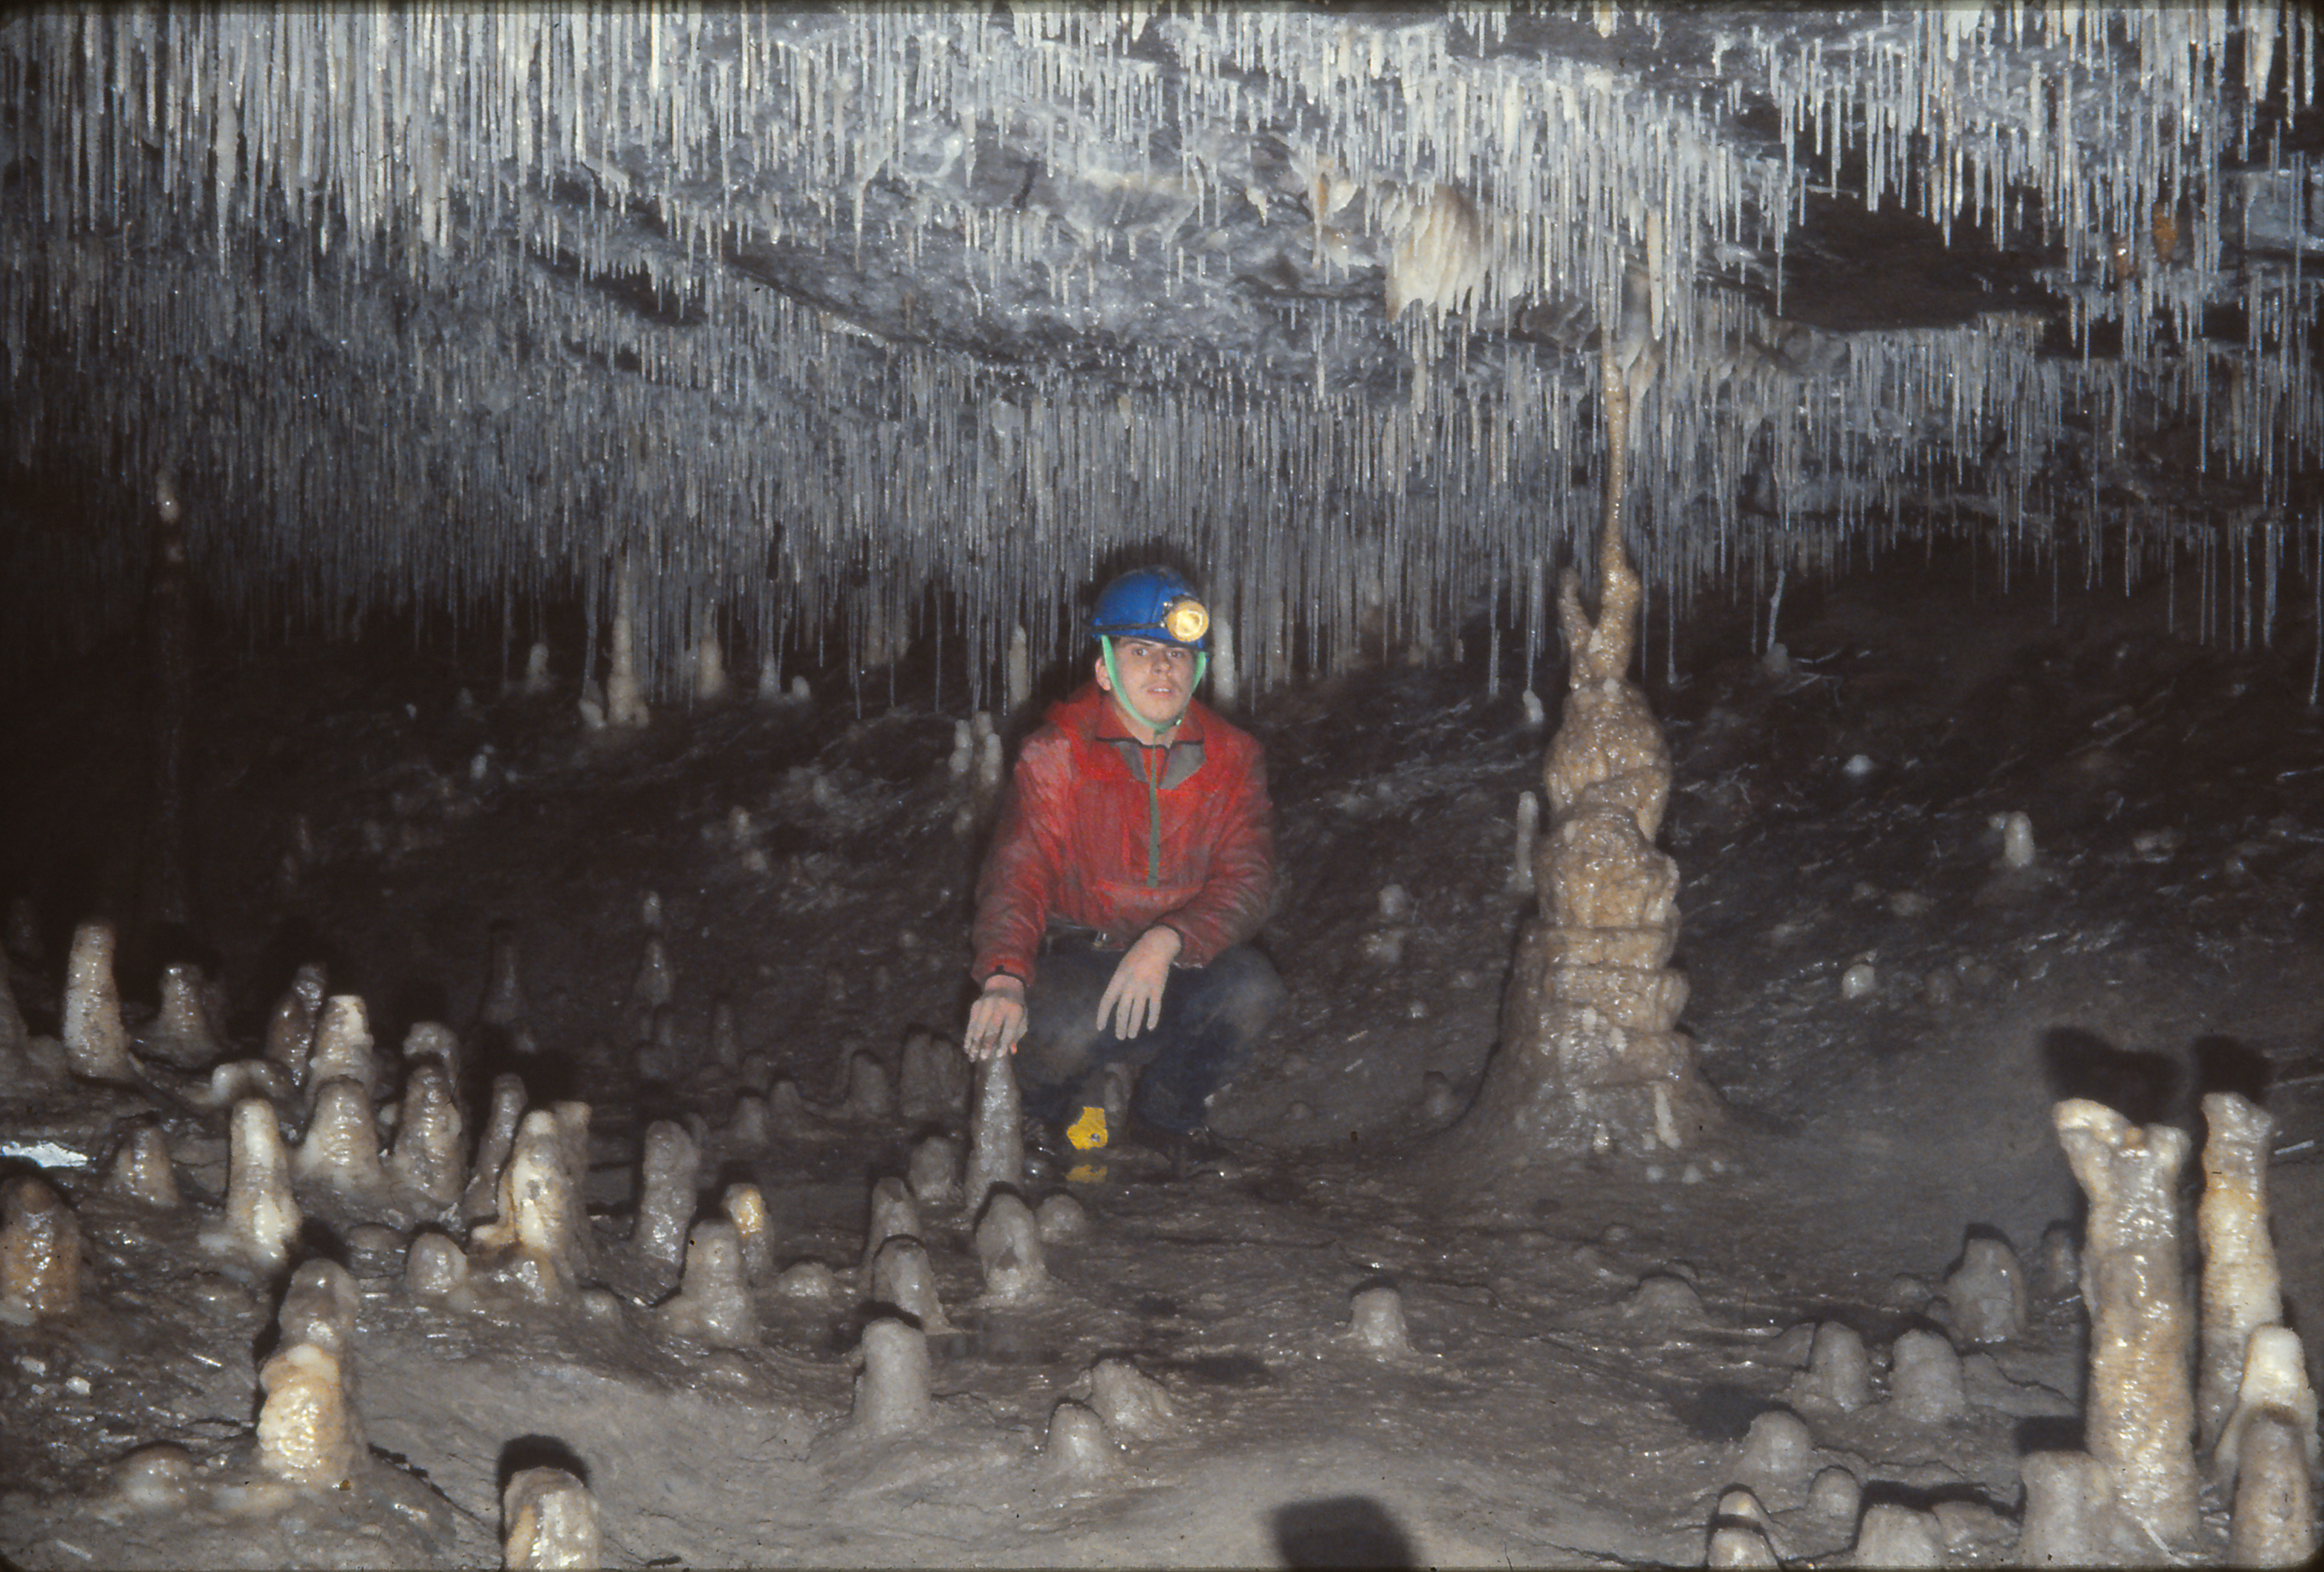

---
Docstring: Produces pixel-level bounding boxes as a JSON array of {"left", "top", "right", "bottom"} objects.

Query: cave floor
[{"left": 3, "top": 546, "right": 2321, "bottom": 1567}]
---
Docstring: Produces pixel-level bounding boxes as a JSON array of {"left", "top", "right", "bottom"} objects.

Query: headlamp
[{"left": 1162, "top": 596, "right": 1210, "bottom": 645}]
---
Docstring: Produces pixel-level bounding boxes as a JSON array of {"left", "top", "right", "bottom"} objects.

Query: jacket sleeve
[
  {"left": 970, "top": 734, "right": 1069, "bottom": 990},
  {"left": 1155, "top": 744, "right": 1277, "bottom": 968}
]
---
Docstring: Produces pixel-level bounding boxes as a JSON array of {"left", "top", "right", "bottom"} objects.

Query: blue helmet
[{"left": 1091, "top": 567, "right": 1210, "bottom": 649}]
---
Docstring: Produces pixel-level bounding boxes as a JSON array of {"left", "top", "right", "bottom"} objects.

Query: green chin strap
[{"left": 1101, "top": 636, "right": 1207, "bottom": 721}]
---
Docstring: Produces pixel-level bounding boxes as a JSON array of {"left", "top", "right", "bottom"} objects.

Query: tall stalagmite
[
  {"left": 1434, "top": 327, "right": 1718, "bottom": 1179},
  {"left": 2053, "top": 1098, "right": 2200, "bottom": 1549}
]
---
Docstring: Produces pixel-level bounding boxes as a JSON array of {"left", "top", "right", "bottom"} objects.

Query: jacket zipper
[{"left": 1141, "top": 744, "right": 1163, "bottom": 886}]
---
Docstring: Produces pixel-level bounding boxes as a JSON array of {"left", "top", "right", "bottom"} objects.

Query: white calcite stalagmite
[
  {"left": 908, "top": 1136, "right": 961, "bottom": 1212},
  {"left": 898, "top": 1029, "right": 969, "bottom": 1128},
  {"left": 2015, "top": 1450, "right": 2120, "bottom": 1565},
  {"left": 104, "top": 1119, "right": 181, "bottom": 1208},
  {"left": 110, "top": 1444, "right": 195, "bottom": 1512},
  {"left": 1036, "top": 1192, "right": 1091, "bottom": 1244},
  {"left": 295, "top": 1077, "right": 386, "bottom": 1194},
  {"left": 387, "top": 1061, "right": 465, "bottom": 1208},
  {"left": 629, "top": 936, "right": 674, "bottom": 1037},
  {"left": 62, "top": 920, "right": 136, "bottom": 1082},
  {"left": 726, "top": 1094, "right": 771, "bottom": 1151},
  {"left": 307, "top": 996, "right": 380, "bottom": 1104},
  {"left": 722, "top": 1184, "right": 772, "bottom": 1278},
  {"left": 1943, "top": 1234, "right": 2029, "bottom": 1346},
  {"left": 1733, "top": 1409, "right": 1815, "bottom": 1506},
  {"left": 1789, "top": 1322, "right": 1871, "bottom": 1413},
  {"left": 1089, "top": 1357, "right": 1178, "bottom": 1442},
  {"left": 1851, "top": 1504, "right": 1945, "bottom": 1568},
  {"left": 201, "top": 1058, "right": 290, "bottom": 1110},
  {"left": 503, "top": 1465, "right": 602, "bottom": 1570},
  {"left": 207, "top": 1098, "right": 302, "bottom": 1269},
  {"left": 1436, "top": 346, "right": 1717, "bottom": 1173},
  {"left": 1346, "top": 1285, "right": 1413, "bottom": 1356},
  {"left": 462, "top": 1073, "right": 527, "bottom": 1222},
  {"left": 264, "top": 963, "right": 325, "bottom": 1085},
  {"left": 1508, "top": 789, "right": 1540, "bottom": 895},
  {"left": 256, "top": 1342, "right": 361, "bottom": 1487},
  {"left": 1889, "top": 1329, "right": 1968, "bottom": 1424},
  {"left": 1705, "top": 1487, "right": 1779, "bottom": 1568},
  {"left": 2052, "top": 1098, "right": 2200, "bottom": 1547},
  {"left": 2197, "top": 1091, "right": 2284, "bottom": 1451},
  {"left": 0, "top": 1175, "right": 83, "bottom": 1321},
  {"left": 2217, "top": 1325, "right": 2320, "bottom": 1482},
  {"left": 632, "top": 1120, "right": 700, "bottom": 1266},
  {"left": 2228, "top": 1409, "right": 2318, "bottom": 1568},
  {"left": 276, "top": 1260, "right": 360, "bottom": 1378},
  {"left": 975, "top": 1191, "right": 1047, "bottom": 1302},
  {"left": 964, "top": 1053, "right": 1023, "bottom": 1217},
  {"left": 852, "top": 1317, "right": 933, "bottom": 1436},
  {"left": 657, "top": 1221, "right": 758, "bottom": 1347},
  {"left": 869, "top": 1235, "right": 952, "bottom": 1333},
  {"left": 147, "top": 962, "right": 225, "bottom": 1066},
  {"left": 400, "top": 1022, "right": 463, "bottom": 1095},
  {"left": 404, "top": 1231, "right": 468, "bottom": 1299},
  {"left": 472, "top": 1110, "right": 586, "bottom": 1301},
  {"left": 843, "top": 1050, "right": 892, "bottom": 1120},
  {"left": 604, "top": 554, "right": 650, "bottom": 730},
  {"left": 864, "top": 1177, "right": 921, "bottom": 1263},
  {"left": 1041, "top": 1400, "right": 1118, "bottom": 1482}
]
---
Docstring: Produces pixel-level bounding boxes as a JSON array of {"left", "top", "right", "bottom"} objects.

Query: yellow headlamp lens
[{"left": 1163, "top": 598, "right": 1210, "bottom": 644}]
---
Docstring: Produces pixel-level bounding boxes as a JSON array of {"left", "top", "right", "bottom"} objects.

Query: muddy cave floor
[{"left": 3, "top": 552, "right": 2323, "bottom": 1568}]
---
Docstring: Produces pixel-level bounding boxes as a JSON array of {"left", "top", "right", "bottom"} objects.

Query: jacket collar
[{"left": 1062, "top": 679, "right": 1209, "bottom": 748}]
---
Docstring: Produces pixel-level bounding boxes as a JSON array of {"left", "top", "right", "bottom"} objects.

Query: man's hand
[
  {"left": 964, "top": 976, "right": 1028, "bottom": 1061},
  {"left": 1097, "top": 925, "right": 1182, "bottom": 1039}
]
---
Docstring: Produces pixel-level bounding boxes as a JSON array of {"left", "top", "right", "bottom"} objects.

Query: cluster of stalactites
[{"left": 2, "top": 9, "right": 2320, "bottom": 701}]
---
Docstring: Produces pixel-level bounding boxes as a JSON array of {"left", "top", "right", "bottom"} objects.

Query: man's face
[{"left": 1096, "top": 636, "right": 1197, "bottom": 734}]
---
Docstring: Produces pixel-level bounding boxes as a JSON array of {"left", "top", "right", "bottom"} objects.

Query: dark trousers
[{"left": 1016, "top": 933, "right": 1285, "bottom": 1134}]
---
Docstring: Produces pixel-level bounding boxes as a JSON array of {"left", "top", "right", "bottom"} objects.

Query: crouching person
[{"left": 961, "top": 567, "right": 1284, "bottom": 1166}]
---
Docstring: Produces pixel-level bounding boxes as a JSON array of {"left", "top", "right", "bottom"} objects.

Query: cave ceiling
[{"left": 1, "top": 6, "right": 2319, "bottom": 692}]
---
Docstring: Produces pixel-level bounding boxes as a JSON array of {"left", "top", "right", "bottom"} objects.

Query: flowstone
[{"left": 1430, "top": 344, "right": 1717, "bottom": 1179}]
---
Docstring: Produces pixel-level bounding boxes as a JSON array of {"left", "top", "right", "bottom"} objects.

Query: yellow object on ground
[
  {"left": 1066, "top": 1162, "right": 1109, "bottom": 1185},
  {"left": 1067, "top": 1105, "right": 1109, "bottom": 1151}
]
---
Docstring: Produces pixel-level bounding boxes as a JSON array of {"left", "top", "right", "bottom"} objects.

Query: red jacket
[{"left": 973, "top": 682, "right": 1276, "bottom": 990}]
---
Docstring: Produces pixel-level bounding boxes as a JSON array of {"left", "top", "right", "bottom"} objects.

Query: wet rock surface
[{"left": 0, "top": 549, "right": 2320, "bottom": 1566}]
